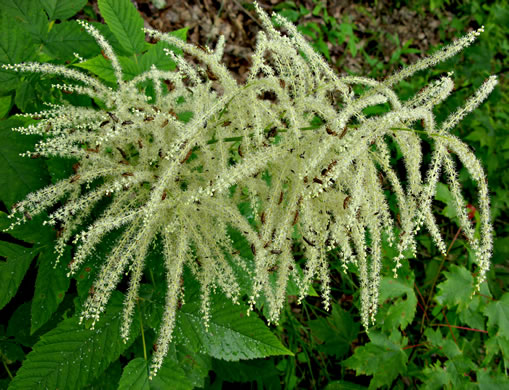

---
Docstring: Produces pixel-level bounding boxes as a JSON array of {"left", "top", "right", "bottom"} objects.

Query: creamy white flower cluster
[{"left": 3, "top": 3, "right": 495, "bottom": 377}]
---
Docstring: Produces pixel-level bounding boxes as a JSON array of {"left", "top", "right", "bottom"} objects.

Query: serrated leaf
[
  {"left": 174, "top": 282, "right": 293, "bottom": 361},
  {"left": 343, "top": 332, "right": 408, "bottom": 390},
  {"left": 0, "top": 95, "right": 12, "bottom": 118},
  {"left": 435, "top": 265, "right": 474, "bottom": 310},
  {"left": 43, "top": 20, "right": 101, "bottom": 61},
  {"left": 0, "top": 242, "right": 34, "bottom": 310},
  {"left": 85, "top": 360, "right": 122, "bottom": 390},
  {"left": 484, "top": 292, "right": 509, "bottom": 339},
  {"left": 1, "top": 0, "right": 48, "bottom": 41},
  {"left": 97, "top": 0, "right": 145, "bottom": 55},
  {"left": 39, "top": 0, "right": 87, "bottom": 20},
  {"left": 0, "top": 12, "right": 36, "bottom": 92},
  {"left": 308, "top": 303, "right": 359, "bottom": 358},
  {"left": 0, "top": 119, "right": 50, "bottom": 208},
  {"left": 31, "top": 246, "right": 71, "bottom": 334},
  {"left": 118, "top": 346, "right": 208, "bottom": 390},
  {"left": 377, "top": 272, "right": 417, "bottom": 331},
  {"left": 74, "top": 55, "right": 140, "bottom": 83},
  {"left": 8, "top": 293, "right": 137, "bottom": 390},
  {"left": 75, "top": 55, "right": 117, "bottom": 83}
]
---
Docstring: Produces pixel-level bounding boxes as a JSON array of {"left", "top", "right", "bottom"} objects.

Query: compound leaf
[
  {"left": 174, "top": 281, "right": 293, "bottom": 361},
  {"left": 97, "top": 0, "right": 145, "bottom": 55},
  {"left": 484, "top": 292, "right": 509, "bottom": 339},
  {"left": 8, "top": 293, "right": 136, "bottom": 390},
  {"left": 343, "top": 332, "right": 408, "bottom": 390}
]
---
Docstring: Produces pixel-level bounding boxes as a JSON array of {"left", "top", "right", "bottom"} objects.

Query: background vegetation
[{"left": 0, "top": 0, "right": 507, "bottom": 389}]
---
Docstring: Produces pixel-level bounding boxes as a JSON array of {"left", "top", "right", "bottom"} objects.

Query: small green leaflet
[
  {"left": 39, "top": 0, "right": 88, "bottom": 21},
  {"left": 343, "top": 331, "right": 408, "bottom": 390},
  {"left": 8, "top": 293, "right": 139, "bottom": 390},
  {"left": 97, "top": 0, "right": 145, "bottom": 55},
  {"left": 484, "top": 292, "right": 509, "bottom": 339}
]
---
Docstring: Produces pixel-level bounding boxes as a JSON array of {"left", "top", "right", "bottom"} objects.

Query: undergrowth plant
[{"left": 0, "top": 0, "right": 503, "bottom": 388}]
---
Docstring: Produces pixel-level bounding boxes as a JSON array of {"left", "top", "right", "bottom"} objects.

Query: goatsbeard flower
[{"left": 3, "top": 3, "right": 496, "bottom": 377}]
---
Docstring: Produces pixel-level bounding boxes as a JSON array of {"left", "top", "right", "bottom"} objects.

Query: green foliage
[{"left": 0, "top": 0, "right": 508, "bottom": 389}]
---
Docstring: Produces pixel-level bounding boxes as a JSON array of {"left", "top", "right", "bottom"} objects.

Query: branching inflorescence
[{"left": 3, "top": 3, "right": 496, "bottom": 378}]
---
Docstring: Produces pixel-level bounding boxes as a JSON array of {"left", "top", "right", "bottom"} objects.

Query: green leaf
[
  {"left": 8, "top": 293, "right": 138, "bottom": 390},
  {"left": 0, "top": 12, "right": 36, "bottom": 92},
  {"left": 118, "top": 346, "right": 209, "bottom": 390},
  {"left": 1, "top": 0, "right": 48, "bottom": 41},
  {"left": 43, "top": 20, "right": 101, "bottom": 61},
  {"left": 308, "top": 303, "right": 359, "bottom": 358},
  {"left": 0, "top": 95, "right": 11, "bottom": 118},
  {"left": 30, "top": 246, "right": 71, "bottom": 334},
  {"left": 97, "top": 0, "right": 145, "bottom": 55},
  {"left": 343, "top": 332, "right": 408, "bottom": 390},
  {"left": 174, "top": 281, "right": 293, "bottom": 361},
  {"left": 75, "top": 55, "right": 117, "bottom": 83},
  {"left": 484, "top": 292, "right": 509, "bottom": 339},
  {"left": 0, "top": 242, "right": 34, "bottom": 310},
  {"left": 435, "top": 265, "right": 474, "bottom": 311},
  {"left": 377, "top": 272, "right": 417, "bottom": 331},
  {"left": 74, "top": 55, "right": 140, "bottom": 83},
  {"left": 85, "top": 360, "right": 122, "bottom": 390},
  {"left": 0, "top": 119, "right": 50, "bottom": 208},
  {"left": 39, "top": 0, "right": 87, "bottom": 20}
]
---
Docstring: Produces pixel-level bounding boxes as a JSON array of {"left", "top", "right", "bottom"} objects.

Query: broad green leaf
[
  {"left": 85, "top": 360, "right": 122, "bottom": 390},
  {"left": 118, "top": 346, "right": 209, "bottom": 390},
  {"left": 14, "top": 80, "right": 37, "bottom": 113},
  {"left": 435, "top": 265, "right": 474, "bottom": 311},
  {"left": 39, "top": 0, "right": 87, "bottom": 20},
  {"left": 30, "top": 246, "right": 71, "bottom": 334},
  {"left": 0, "top": 12, "right": 36, "bottom": 92},
  {"left": 139, "top": 27, "right": 187, "bottom": 73},
  {"left": 308, "top": 303, "right": 359, "bottom": 358},
  {"left": 343, "top": 332, "right": 408, "bottom": 390},
  {"left": 0, "top": 95, "right": 11, "bottom": 118},
  {"left": 0, "top": 119, "right": 50, "bottom": 208},
  {"left": 478, "top": 370, "right": 509, "bottom": 390},
  {"left": 75, "top": 55, "right": 140, "bottom": 83},
  {"left": 484, "top": 292, "right": 509, "bottom": 339},
  {"left": 0, "top": 0, "right": 48, "bottom": 41},
  {"left": 97, "top": 0, "right": 145, "bottom": 55},
  {"left": 174, "top": 281, "right": 293, "bottom": 361},
  {"left": 8, "top": 293, "right": 138, "bottom": 390},
  {"left": 75, "top": 55, "right": 117, "bottom": 84},
  {"left": 0, "top": 242, "right": 34, "bottom": 310},
  {"left": 43, "top": 21, "right": 101, "bottom": 61},
  {"left": 377, "top": 272, "right": 417, "bottom": 331}
]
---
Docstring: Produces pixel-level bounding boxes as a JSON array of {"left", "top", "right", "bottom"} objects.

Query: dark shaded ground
[{"left": 91, "top": 0, "right": 462, "bottom": 83}]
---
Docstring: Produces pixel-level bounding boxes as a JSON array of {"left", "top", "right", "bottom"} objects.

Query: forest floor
[{"left": 89, "top": 0, "right": 461, "bottom": 83}]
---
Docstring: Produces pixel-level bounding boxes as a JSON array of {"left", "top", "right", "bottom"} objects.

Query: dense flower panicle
[{"left": 3, "top": 3, "right": 496, "bottom": 377}]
